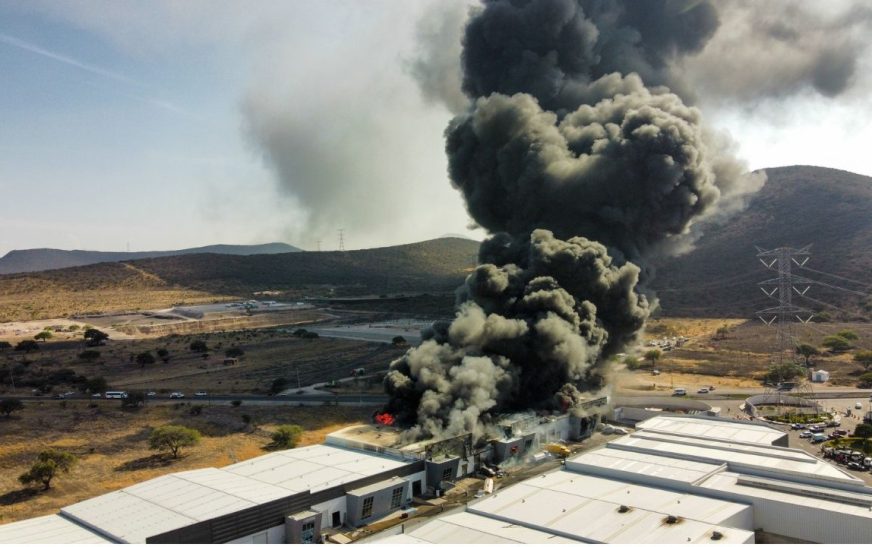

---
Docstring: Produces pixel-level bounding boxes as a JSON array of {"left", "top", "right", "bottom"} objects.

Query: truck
[
  {"left": 811, "top": 433, "right": 827, "bottom": 443},
  {"left": 104, "top": 391, "right": 128, "bottom": 399}
]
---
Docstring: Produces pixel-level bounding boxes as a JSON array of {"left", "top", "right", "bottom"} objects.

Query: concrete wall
[
  {"left": 225, "top": 524, "right": 285, "bottom": 544},
  {"left": 285, "top": 512, "right": 322, "bottom": 544},
  {"left": 311, "top": 496, "right": 347, "bottom": 529},
  {"left": 347, "top": 480, "right": 409, "bottom": 527},
  {"left": 425, "top": 458, "right": 460, "bottom": 491}
]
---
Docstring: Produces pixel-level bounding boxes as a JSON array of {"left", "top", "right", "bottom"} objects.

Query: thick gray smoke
[{"left": 385, "top": 0, "right": 766, "bottom": 441}]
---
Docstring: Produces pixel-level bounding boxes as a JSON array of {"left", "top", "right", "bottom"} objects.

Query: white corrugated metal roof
[
  {"left": 607, "top": 435, "right": 854, "bottom": 481},
  {"left": 60, "top": 468, "right": 297, "bottom": 543},
  {"left": 635, "top": 415, "right": 786, "bottom": 445},
  {"left": 373, "top": 512, "right": 577, "bottom": 544},
  {"left": 567, "top": 447, "right": 723, "bottom": 484},
  {"left": 0, "top": 514, "right": 112, "bottom": 544},
  {"left": 223, "top": 444, "right": 408, "bottom": 493},
  {"left": 699, "top": 472, "right": 872, "bottom": 519},
  {"left": 466, "top": 471, "right": 753, "bottom": 544}
]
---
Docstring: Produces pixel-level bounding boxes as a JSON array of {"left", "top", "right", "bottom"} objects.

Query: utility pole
[
  {"left": 316, "top": 240, "right": 321, "bottom": 252},
  {"left": 756, "top": 245, "right": 815, "bottom": 366},
  {"left": 756, "top": 245, "right": 816, "bottom": 412}
]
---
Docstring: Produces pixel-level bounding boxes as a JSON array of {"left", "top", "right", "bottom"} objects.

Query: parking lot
[{"left": 772, "top": 397, "right": 872, "bottom": 486}]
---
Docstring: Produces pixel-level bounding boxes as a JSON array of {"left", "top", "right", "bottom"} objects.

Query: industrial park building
[
  {"left": 0, "top": 443, "right": 427, "bottom": 544},
  {"left": 367, "top": 415, "right": 872, "bottom": 544},
  {"left": 4, "top": 413, "right": 872, "bottom": 544}
]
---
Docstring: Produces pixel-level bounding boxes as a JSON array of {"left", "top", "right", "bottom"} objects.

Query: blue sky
[{"left": 1, "top": 1, "right": 871, "bottom": 257}]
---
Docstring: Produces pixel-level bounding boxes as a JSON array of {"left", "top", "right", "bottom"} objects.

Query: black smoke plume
[{"left": 385, "top": 0, "right": 763, "bottom": 440}]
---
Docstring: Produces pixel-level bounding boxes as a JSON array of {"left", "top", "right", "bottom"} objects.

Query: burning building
[{"left": 383, "top": 0, "right": 763, "bottom": 444}]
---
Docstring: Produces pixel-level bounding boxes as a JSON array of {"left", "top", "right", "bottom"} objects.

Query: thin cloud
[
  {"left": 0, "top": 32, "right": 138, "bottom": 85},
  {"left": 0, "top": 32, "right": 187, "bottom": 115}
]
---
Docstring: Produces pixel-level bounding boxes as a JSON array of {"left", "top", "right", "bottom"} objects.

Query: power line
[{"left": 797, "top": 265, "right": 872, "bottom": 289}]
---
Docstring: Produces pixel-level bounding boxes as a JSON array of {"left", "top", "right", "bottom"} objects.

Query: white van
[
  {"left": 104, "top": 391, "right": 128, "bottom": 399},
  {"left": 672, "top": 388, "right": 687, "bottom": 396}
]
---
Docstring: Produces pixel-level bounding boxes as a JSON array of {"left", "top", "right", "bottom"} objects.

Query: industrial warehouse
[{"left": 2, "top": 412, "right": 872, "bottom": 544}]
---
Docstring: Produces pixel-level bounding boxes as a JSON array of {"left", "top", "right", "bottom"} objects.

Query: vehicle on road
[
  {"left": 53, "top": 393, "right": 65, "bottom": 399},
  {"left": 147, "top": 391, "right": 157, "bottom": 396},
  {"left": 697, "top": 388, "right": 709, "bottom": 394},
  {"left": 194, "top": 391, "right": 208, "bottom": 397},
  {"left": 835, "top": 428, "right": 848, "bottom": 436},
  {"left": 799, "top": 430, "right": 812, "bottom": 438},
  {"left": 652, "top": 369, "right": 660, "bottom": 376},
  {"left": 828, "top": 432, "right": 842, "bottom": 440},
  {"left": 169, "top": 392, "right": 185, "bottom": 399},
  {"left": 672, "top": 388, "right": 687, "bottom": 396},
  {"left": 855, "top": 402, "right": 863, "bottom": 409},
  {"left": 104, "top": 391, "right": 128, "bottom": 399},
  {"left": 91, "top": 393, "right": 102, "bottom": 398}
]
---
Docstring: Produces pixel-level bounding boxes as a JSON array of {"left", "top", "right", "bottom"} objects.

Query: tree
[
  {"left": 189, "top": 340, "right": 208, "bottom": 353},
  {"left": 859, "top": 372, "right": 872, "bottom": 389},
  {"left": 0, "top": 398, "right": 24, "bottom": 417},
  {"left": 135, "top": 352, "right": 155, "bottom": 366},
  {"left": 302, "top": 331, "right": 319, "bottom": 339},
  {"left": 822, "top": 335, "right": 852, "bottom": 353},
  {"left": 18, "top": 449, "right": 76, "bottom": 490},
  {"left": 836, "top": 330, "right": 859, "bottom": 341},
  {"left": 854, "top": 350, "right": 872, "bottom": 372},
  {"left": 271, "top": 424, "right": 303, "bottom": 449},
  {"left": 156, "top": 348, "right": 170, "bottom": 363},
  {"left": 225, "top": 347, "right": 244, "bottom": 358},
  {"left": 714, "top": 326, "right": 729, "bottom": 340},
  {"left": 121, "top": 391, "right": 146, "bottom": 408},
  {"left": 795, "top": 344, "right": 819, "bottom": 366},
  {"left": 292, "top": 328, "right": 308, "bottom": 337},
  {"left": 34, "top": 330, "right": 53, "bottom": 342},
  {"left": 622, "top": 356, "right": 640, "bottom": 370},
  {"left": 84, "top": 376, "right": 108, "bottom": 394},
  {"left": 78, "top": 349, "right": 101, "bottom": 361},
  {"left": 15, "top": 340, "right": 39, "bottom": 353},
  {"left": 83, "top": 328, "right": 109, "bottom": 347},
  {"left": 148, "top": 425, "right": 201, "bottom": 458},
  {"left": 391, "top": 336, "right": 408, "bottom": 347},
  {"left": 854, "top": 423, "right": 872, "bottom": 452},
  {"left": 644, "top": 349, "right": 662, "bottom": 367},
  {"left": 763, "top": 363, "right": 806, "bottom": 385},
  {"left": 0, "top": 341, "right": 12, "bottom": 350},
  {"left": 270, "top": 377, "right": 289, "bottom": 394}
]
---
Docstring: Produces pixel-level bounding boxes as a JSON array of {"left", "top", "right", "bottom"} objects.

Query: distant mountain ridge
[{"left": 0, "top": 242, "right": 300, "bottom": 274}]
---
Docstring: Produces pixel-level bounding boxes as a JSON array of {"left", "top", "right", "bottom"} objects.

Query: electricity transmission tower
[
  {"left": 338, "top": 229, "right": 345, "bottom": 252},
  {"left": 756, "top": 246, "right": 816, "bottom": 412}
]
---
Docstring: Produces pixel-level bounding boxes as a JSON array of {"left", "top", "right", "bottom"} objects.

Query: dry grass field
[
  {"left": 635, "top": 318, "right": 872, "bottom": 387},
  {"left": 0, "top": 401, "right": 374, "bottom": 525},
  {"left": 1, "top": 328, "right": 407, "bottom": 396}
]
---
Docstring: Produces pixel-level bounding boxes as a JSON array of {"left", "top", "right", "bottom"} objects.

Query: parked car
[
  {"left": 847, "top": 461, "right": 866, "bottom": 471},
  {"left": 612, "top": 427, "right": 628, "bottom": 435},
  {"left": 811, "top": 433, "right": 827, "bottom": 443},
  {"left": 835, "top": 429, "right": 848, "bottom": 436},
  {"left": 828, "top": 432, "right": 842, "bottom": 440},
  {"left": 194, "top": 391, "right": 208, "bottom": 397},
  {"left": 791, "top": 423, "right": 805, "bottom": 430},
  {"left": 856, "top": 402, "right": 863, "bottom": 409},
  {"left": 799, "top": 430, "right": 812, "bottom": 438},
  {"left": 169, "top": 392, "right": 185, "bottom": 399}
]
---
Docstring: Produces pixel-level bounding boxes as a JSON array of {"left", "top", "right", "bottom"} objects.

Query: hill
[
  {"left": 0, "top": 242, "right": 300, "bottom": 275},
  {"left": 0, "top": 238, "right": 480, "bottom": 321},
  {"left": 651, "top": 165, "right": 872, "bottom": 318}
]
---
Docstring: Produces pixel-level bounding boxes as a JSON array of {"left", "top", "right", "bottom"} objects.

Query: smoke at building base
[{"left": 384, "top": 0, "right": 764, "bottom": 441}]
